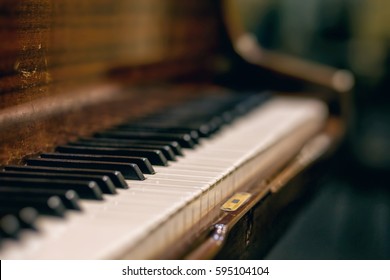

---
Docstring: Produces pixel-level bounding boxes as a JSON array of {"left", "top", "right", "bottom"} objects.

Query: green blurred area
[
  {"left": 236, "top": 0, "right": 390, "bottom": 171},
  {"left": 235, "top": 0, "right": 390, "bottom": 259}
]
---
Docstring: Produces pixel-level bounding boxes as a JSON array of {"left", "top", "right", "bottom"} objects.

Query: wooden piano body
[{"left": 0, "top": 0, "right": 352, "bottom": 259}]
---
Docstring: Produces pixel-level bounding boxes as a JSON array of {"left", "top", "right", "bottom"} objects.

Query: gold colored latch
[{"left": 221, "top": 192, "right": 252, "bottom": 212}]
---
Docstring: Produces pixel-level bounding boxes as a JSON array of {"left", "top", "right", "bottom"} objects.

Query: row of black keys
[{"left": 0, "top": 93, "right": 269, "bottom": 240}]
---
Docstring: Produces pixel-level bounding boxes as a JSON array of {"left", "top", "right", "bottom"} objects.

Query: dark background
[{"left": 238, "top": 0, "right": 390, "bottom": 259}]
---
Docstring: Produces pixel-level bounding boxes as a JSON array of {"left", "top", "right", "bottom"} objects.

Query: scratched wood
[
  {"left": 0, "top": 0, "right": 222, "bottom": 164},
  {"left": 0, "top": 0, "right": 220, "bottom": 108}
]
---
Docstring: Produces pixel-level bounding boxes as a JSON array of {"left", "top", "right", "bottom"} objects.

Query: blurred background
[{"left": 235, "top": 0, "right": 390, "bottom": 259}]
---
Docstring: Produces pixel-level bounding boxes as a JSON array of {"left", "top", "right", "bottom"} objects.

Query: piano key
[
  {"left": 95, "top": 131, "right": 196, "bottom": 148},
  {"left": 140, "top": 112, "right": 225, "bottom": 131},
  {"left": 78, "top": 138, "right": 184, "bottom": 156},
  {"left": 55, "top": 146, "right": 168, "bottom": 166},
  {"left": 26, "top": 158, "right": 145, "bottom": 180},
  {"left": 67, "top": 141, "right": 177, "bottom": 161},
  {"left": 145, "top": 173, "right": 215, "bottom": 183},
  {"left": 137, "top": 114, "right": 220, "bottom": 133},
  {"left": 0, "top": 187, "right": 81, "bottom": 211},
  {"left": 0, "top": 214, "right": 20, "bottom": 238},
  {"left": 0, "top": 208, "right": 38, "bottom": 230},
  {"left": 203, "top": 116, "right": 224, "bottom": 133},
  {"left": 131, "top": 121, "right": 213, "bottom": 137},
  {"left": 39, "top": 153, "right": 155, "bottom": 175},
  {"left": 140, "top": 106, "right": 227, "bottom": 123},
  {"left": 0, "top": 171, "right": 116, "bottom": 195},
  {"left": 111, "top": 125, "right": 200, "bottom": 142},
  {"left": 0, "top": 196, "right": 66, "bottom": 217},
  {"left": 0, "top": 177, "right": 103, "bottom": 200},
  {"left": 137, "top": 115, "right": 234, "bottom": 136},
  {"left": 3, "top": 166, "right": 128, "bottom": 189},
  {"left": 127, "top": 95, "right": 266, "bottom": 140}
]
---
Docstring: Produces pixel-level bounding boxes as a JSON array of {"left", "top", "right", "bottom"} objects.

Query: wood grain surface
[
  {"left": 0, "top": 0, "right": 223, "bottom": 164},
  {"left": 0, "top": 0, "right": 220, "bottom": 108}
]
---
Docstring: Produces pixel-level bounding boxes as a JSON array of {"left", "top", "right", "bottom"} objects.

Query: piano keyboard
[{"left": 0, "top": 93, "right": 327, "bottom": 259}]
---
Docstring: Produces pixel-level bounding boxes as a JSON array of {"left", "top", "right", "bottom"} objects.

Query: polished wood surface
[
  {"left": 0, "top": 0, "right": 224, "bottom": 165},
  {"left": 0, "top": 0, "right": 220, "bottom": 108}
]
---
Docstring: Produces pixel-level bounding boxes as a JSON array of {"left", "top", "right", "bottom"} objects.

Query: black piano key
[
  {"left": 131, "top": 94, "right": 271, "bottom": 136},
  {"left": 124, "top": 121, "right": 212, "bottom": 137},
  {"left": 0, "top": 177, "right": 103, "bottom": 200},
  {"left": 0, "top": 171, "right": 117, "bottom": 195},
  {"left": 68, "top": 141, "right": 177, "bottom": 161},
  {"left": 0, "top": 187, "right": 81, "bottom": 211},
  {"left": 112, "top": 125, "right": 200, "bottom": 142},
  {"left": 233, "top": 94, "right": 270, "bottom": 115},
  {"left": 27, "top": 158, "right": 145, "bottom": 180},
  {"left": 169, "top": 115, "right": 224, "bottom": 134},
  {"left": 0, "top": 207, "right": 38, "bottom": 230},
  {"left": 55, "top": 145, "right": 168, "bottom": 166},
  {"left": 219, "top": 109, "right": 235, "bottom": 124},
  {"left": 140, "top": 108, "right": 226, "bottom": 124},
  {"left": 95, "top": 131, "right": 196, "bottom": 148},
  {"left": 0, "top": 196, "right": 66, "bottom": 217},
  {"left": 78, "top": 137, "right": 184, "bottom": 156},
  {"left": 0, "top": 214, "right": 20, "bottom": 238},
  {"left": 3, "top": 165, "right": 128, "bottom": 189},
  {"left": 39, "top": 153, "right": 155, "bottom": 175}
]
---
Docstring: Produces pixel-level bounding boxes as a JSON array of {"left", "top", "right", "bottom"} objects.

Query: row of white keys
[
  {"left": 103, "top": 97, "right": 328, "bottom": 258},
  {"left": 0, "top": 97, "right": 327, "bottom": 259}
]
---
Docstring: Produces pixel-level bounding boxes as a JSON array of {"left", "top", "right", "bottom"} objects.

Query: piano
[{"left": 0, "top": 0, "right": 353, "bottom": 259}]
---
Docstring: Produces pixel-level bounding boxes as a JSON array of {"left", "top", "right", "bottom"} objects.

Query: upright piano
[{"left": 0, "top": 0, "right": 353, "bottom": 259}]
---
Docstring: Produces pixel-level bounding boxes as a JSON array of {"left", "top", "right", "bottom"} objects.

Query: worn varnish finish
[
  {"left": 0, "top": 84, "right": 222, "bottom": 165},
  {"left": 0, "top": 0, "right": 222, "bottom": 165},
  {"left": 0, "top": 0, "right": 220, "bottom": 107}
]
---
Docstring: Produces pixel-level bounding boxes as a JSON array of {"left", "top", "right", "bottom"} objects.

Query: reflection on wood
[{"left": 0, "top": 0, "right": 220, "bottom": 107}]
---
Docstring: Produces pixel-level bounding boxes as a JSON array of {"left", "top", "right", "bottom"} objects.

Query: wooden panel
[
  {"left": 0, "top": 83, "right": 223, "bottom": 165},
  {"left": 0, "top": 0, "right": 220, "bottom": 108}
]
